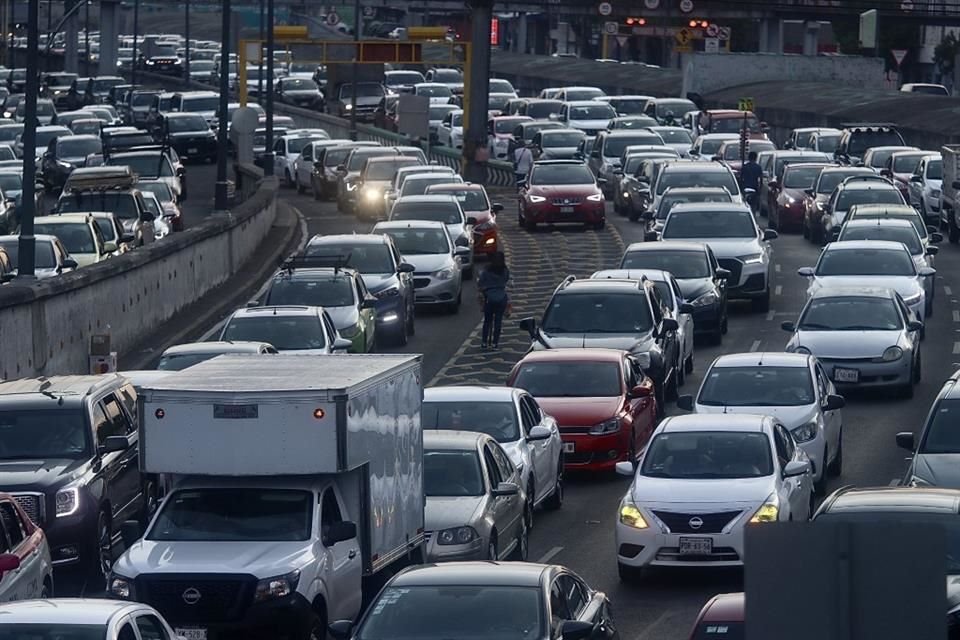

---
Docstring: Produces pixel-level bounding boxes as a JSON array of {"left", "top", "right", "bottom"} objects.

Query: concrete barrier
[{"left": 0, "top": 175, "right": 279, "bottom": 380}]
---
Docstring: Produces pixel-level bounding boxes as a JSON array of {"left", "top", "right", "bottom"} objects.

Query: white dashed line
[
  {"left": 953, "top": 310, "right": 960, "bottom": 323},
  {"left": 953, "top": 342, "right": 960, "bottom": 355},
  {"left": 750, "top": 340, "right": 762, "bottom": 352},
  {"left": 946, "top": 286, "right": 954, "bottom": 296},
  {"left": 537, "top": 546, "right": 564, "bottom": 564},
  {"left": 774, "top": 285, "right": 782, "bottom": 296},
  {"left": 775, "top": 263, "right": 781, "bottom": 273},
  {"left": 766, "top": 310, "right": 775, "bottom": 321}
]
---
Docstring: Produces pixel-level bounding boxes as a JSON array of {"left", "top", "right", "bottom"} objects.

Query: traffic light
[
  {"left": 688, "top": 19, "right": 710, "bottom": 28},
  {"left": 625, "top": 17, "right": 647, "bottom": 26}
]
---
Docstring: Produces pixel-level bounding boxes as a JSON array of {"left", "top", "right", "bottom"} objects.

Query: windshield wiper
[{"left": 797, "top": 322, "right": 833, "bottom": 330}]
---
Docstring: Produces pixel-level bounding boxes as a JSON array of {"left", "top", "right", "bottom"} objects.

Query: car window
[
  {"left": 135, "top": 615, "right": 171, "bottom": 640},
  {"left": 0, "top": 502, "right": 24, "bottom": 548},
  {"left": 773, "top": 426, "right": 791, "bottom": 467},
  {"left": 482, "top": 447, "right": 503, "bottom": 488},
  {"left": 648, "top": 288, "right": 664, "bottom": 325},
  {"left": 117, "top": 385, "right": 138, "bottom": 431},
  {"left": 90, "top": 403, "right": 110, "bottom": 447},
  {"left": 550, "top": 580, "right": 573, "bottom": 624},
  {"left": 558, "top": 575, "right": 588, "bottom": 617},
  {"left": 322, "top": 312, "right": 338, "bottom": 342},
  {"left": 118, "top": 623, "right": 137, "bottom": 640},
  {"left": 518, "top": 398, "right": 537, "bottom": 434},
  {"left": 100, "top": 394, "right": 131, "bottom": 444},
  {"left": 320, "top": 487, "right": 344, "bottom": 543},
  {"left": 490, "top": 443, "right": 515, "bottom": 481},
  {"left": 778, "top": 425, "right": 797, "bottom": 459},
  {"left": 814, "top": 366, "right": 828, "bottom": 402}
]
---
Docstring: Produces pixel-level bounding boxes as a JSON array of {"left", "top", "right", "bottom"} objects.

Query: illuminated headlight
[
  {"left": 586, "top": 193, "right": 604, "bottom": 202},
  {"left": 436, "top": 526, "right": 478, "bottom": 545},
  {"left": 145, "top": 59, "right": 156, "bottom": 65},
  {"left": 344, "top": 103, "right": 353, "bottom": 110},
  {"left": 374, "top": 287, "right": 399, "bottom": 298},
  {"left": 434, "top": 267, "right": 455, "bottom": 280},
  {"left": 881, "top": 346, "right": 904, "bottom": 361},
  {"left": 622, "top": 191, "right": 629, "bottom": 198},
  {"left": 56, "top": 487, "right": 80, "bottom": 517},
  {"left": 109, "top": 574, "right": 135, "bottom": 599},
  {"left": 254, "top": 570, "right": 300, "bottom": 603},
  {"left": 362, "top": 187, "right": 381, "bottom": 201},
  {"left": 339, "top": 323, "right": 360, "bottom": 338},
  {"left": 619, "top": 500, "right": 649, "bottom": 529},
  {"left": 738, "top": 253, "right": 763, "bottom": 264},
  {"left": 791, "top": 421, "right": 818, "bottom": 443},
  {"left": 903, "top": 292, "right": 922, "bottom": 306},
  {"left": 528, "top": 195, "right": 546, "bottom": 203},
  {"left": 749, "top": 494, "right": 780, "bottom": 524},
  {"left": 589, "top": 417, "right": 620, "bottom": 435},
  {"left": 483, "top": 237, "right": 496, "bottom": 245},
  {"left": 691, "top": 291, "right": 718, "bottom": 307},
  {"left": 815, "top": 201, "right": 827, "bottom": 210},
  {"left": 783, "top": 195, "right": 795, "bottom": 204}
]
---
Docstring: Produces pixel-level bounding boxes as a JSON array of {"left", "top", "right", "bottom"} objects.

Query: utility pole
[
  {"left": 84, "top": 0, "right": 89, "bottom": 71},
  {"left": 349, "top": 0, "right": 360, "bottom": 140},
  {"left": 131, "top": 0, "right": 139, "bottom": 83},
  {"left": 264, "top": 0, "right": 275, "bottom": 176},
  {"left": 257, "top": 0, "right": 264, "bottom": 99},
  {"left": 18, "top": 0, "right": 39, "bottom": 278},
  {"left": 183, "top": 0, "right": 190, "bottom": 86},
  {"left": 214, "top": 0, "right": 231, "bottom": 210},
  {"left": 463, "top": 0, "right": 493, "bottom": 183}
]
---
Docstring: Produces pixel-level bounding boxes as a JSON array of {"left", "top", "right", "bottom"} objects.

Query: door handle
[{"left": 348, "top": 549, "right": 357, "bottom": 559}]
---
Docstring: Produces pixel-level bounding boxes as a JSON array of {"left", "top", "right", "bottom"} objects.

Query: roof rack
[{"left": 282, "top": 254, "right": 351, "bottom": 274}]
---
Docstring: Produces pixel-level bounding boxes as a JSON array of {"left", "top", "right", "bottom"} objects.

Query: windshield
[
  {"left": 168, "top": 115, "right": 208, "bottom": 132},
  {"left": 307, "top": 242, "right": 393, "bottom": 274},
  {"left": 799, "top": 295, "right": 902, "bottom": 331},
  {"left": 391, "top": 202, "right": 462, "bottom": 225},
  {"left": 156, "top": 352, "right": 225, "bottom": 371},
  {"left": 221, "top": 315, "right": 327, "bottom": 350},
  {"left": 430, "top": 189, "right": 488, "bottom": 212},
  {"left": 418, "top": 85, "right": 452, "bottom": 98},
  {"left": 284, "top": 79, "right": 318, "bottom": 91},
  {"left": 621, "top": 249, "right": 710, "bottom": 278},
  {"left": 494, "top": 118, "right": 525, "bottom": 134},
  {"left": 191, "top": 61, "right": 215, "bottom": 72},
  {"left": 46, "top": 74, "right": 75, "bottom": 87},
  {"left": 451, "top": 113, "right": 463, "bottom": 126},
  {"left": 848, "top": 131, "right": 903, "bottom": 156},
  {"left": 608, "top": 98, "right": 648, "bottom": 114},
  {"left": 569, "top": 104, "right": 615, "bottom": 120},
  {"left": 0, "top": 624, "right": 107, "bottom": 640},
  {"left": 814, "top": 134, "right": 839, "bottom": 153},
  {"left": 541, "top": 132, "right": 583, "bottom": 147},
  {"left": 663, "top": 209, "right": 755, "bottom": 239},
  {"left": 400, "top": 177, "right": 460, "bottom": 197},
  {"left": 366, "top": 159, "right": 419, "bottom": 181},
  {"left": 266, "top": 277, "right": 355, "bottom": 307},
  {"left": 0, "top": 239, "right": 56, "bottom": 269},
  {"left": 0, "top": 127, "right": 22, "bottom": 142},
  {"left": 795, "top": 131, "right": 815, "bottom": 148},
  {"left": 325, "top": 147, "right": 353, "bottom": 167},
  {"left": 928, "top": 159, "right": 943, "bottom": 179},
  {"left": 530, "top": 164, "right": 594, "bottom": 185},
  {"left": 527, "top": 102, "right": 561, "bottom": 118},
  {"left": 543, "top": 292, "right": 651, "bottom": 334},
  {"left": 149, "top": 489, "right": 312, "bottom": 541},
  {"left": 381, "top": 227, "right": 450, "bottom": 255},
  {"left": 59, "top": 192, "right": 140, "bottom": 219},
  {"left": 655, "top": 100, "right": 695, "bottom": 117},
  {"left": 349, "top": 150, "right": 394, "bottom": 171},
  {"left": 431, "top": 69, "right": 461, "bottom": 83},
  {"left": 92, "top": 78, "right": 122, "bottom": 91},
  {"left": 424, "top": 401, "right": 519, "bottom": 443},
  {"left": 698, "top": 137, "right": 731, "bottom": 155},
  {"left": 132, "top": 92, "right": 157, "bottom": 106},
  {"left": 489, "top": 95, "right": 510, "bottom": 111},
  {"left": 342, "top": 83, "right": 384, "bottom": 98},
  {"left": 839, "top": 225, "right": 921, "bottom": 254},
  {"left": 816, "top": 247, "right": 915, "bottom": 276},
  {"left": 489, "top": 79, "right": 514, "bottom": 93},
  {"left": 722, "top": 141, "right": 774, "bottom": 160},
  {"left": 783, "top": 166, "right": 824, "bottom": 189},
  {"left": 613, "top": 117, "right": 658, "bottom": 130},
  {"left": 57, "top": 138, "right": 101, "bottom": 157},
  {"left": 71, "top": 121, "right": 100, "bottom": 135},
  {"left": 893, "top": 154, "right": 924, "bottom": 173},
  {"left": 868, "top": 148, "right": 908, "bottom": 168},
  {"left": 33, "top": 222, "right": 94, "bottom": 253},
  {"left": 429, "top": 106, "right": 456, "bottom": 121},
  {"left": 657, "top": 170, "right": 738, "bottom": 195},
  {"left": 605, "top": 135, "right": 662, "bottom": 158},
  {"left": 699, "top": 366, "right": 814, "bottom": 407},
  {"left": 93, "top": 217, "right": 118, "bottom": 241},
  {"left": 36, "top": 128, "right": 70, "bottom": 147},
  {"left": 287, "top": 137, "right": 318, "bottom": 155},
  {"left": 357, "top": 586, "right": 543, "bottom": 640},
  {"left": 920, "top": 398, "right": 960, "bottom": 453},
  {"left": 424, "top": 450, "right": 484, "bottom": 497},
  {"left": 182, "top": 96, "right": 219, "bottom": 112},
  {"left": 138, "top": 181, "right": 174, "bottom": 202},
  {"left": 0, "top": 173, "right": 21, "bottom": 192},
  {"left": 0, "top": 409, "right": 89, "bottom": 459},
  {"left": 564, "top": 88, "right": 604, "bottom": 101},
  {"left": 836, "top": 188, "right": 903, "bottom": 211},
  {"left": 818, "top": 170, "right": 870, "bottom": 194},
  {"left": 387, "top": 72, "right": 424, "bottom": 85},
  {"left": 108, "top": 155, "right": 173, "bottom": 177},
  {"left": 655, "top": 129, "right": 691, "bottom": 144},
  {"left": 710, "top": 115, "right": 761, "bottom": 134},
  {"left": 642, "top": 431, "right": 773, "bottom": 479},
  {"left": 514, "top": 361, "right": 621, "bottom": 397},
  {"left": 657, "top": 192, "right": 732, "bottom": 219}
]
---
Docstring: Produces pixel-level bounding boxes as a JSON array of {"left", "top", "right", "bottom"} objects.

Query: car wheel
[
  {"left": 814, "top": 449, "right": 828, "bottom": 496},
  {"left": 487, "top": 535, "right": 498, "bottom": 561},
  {"left": 618, "top": 562, "right": 643, "bottom": 583},
  {"left": 544, "top": 460, "right": 564, "bottom": 511},
  {"left": 285, "top": 169, "right": 294, "bottom": 187},
  {"left": 721, "top": 313, "right": 729, "bottom": 335},
  {"left": 685, "top": 353, "right": 694, "bottom": 374},
  {"left": 395, "top": 312, "right": 409, "bottom": 347},
  {"left": 407, "top": 302, "right": 416, "bottom": 336},
  {"left": 752, "top": 290, "right": 771, "bottom": 313},
  {"left": 828, "top": 431, "right": 843, "bottom": 476},
  {"left": 463, "top": 265, "right": 473, "bottom": 281},
  {"left": 677, "top": 359, "right": 685, "bottom": 387},
  {"left": 448, "top": 291, "right": 462, "bottom": 314},
  {"left": 510, "top": 516, "right": 529, "bottom": 561},
  {"left": 94, "top": 510, "right": 113, "bottom": 584}
]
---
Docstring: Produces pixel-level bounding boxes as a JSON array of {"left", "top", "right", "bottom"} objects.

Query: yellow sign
[
  {"left": 738, "top": 97, "right": 755, "bottom": 112},
  {"left": 675, "top": 28, "right": 692, "bottom": 46},
  {"left": 274, "top": 26, "right": 308, "bottom": 40}
]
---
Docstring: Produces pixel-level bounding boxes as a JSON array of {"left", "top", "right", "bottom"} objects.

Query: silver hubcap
[{"left": 99, "top": 520, "right": 112, "bottom": 574}]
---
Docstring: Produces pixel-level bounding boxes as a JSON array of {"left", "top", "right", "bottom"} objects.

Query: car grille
[
  {"left": 651, "top": 510, "right": 742, "bottom": 534},
  {"left": 413, "top": 277, "right": 431, "bottom": 289},
  {"left": 136, "top": 575, "right": 254, "bottom": 624},
  {"left": 12, "top": 494, "right": 43, "bottom": 525},
  {"left": 551, "top": 197, "right": 583, "bottom": 206},
  {"left": 717, "top": 258, "right": 742, "bottom": 286},
  {"left": 655, "top": 546, "right": 740, "bottom": 562},
  {"left": 741, "top": 273, "right": 766, "bottom": 292}
]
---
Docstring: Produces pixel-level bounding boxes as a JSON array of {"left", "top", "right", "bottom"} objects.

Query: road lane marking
[
  {"left": 947, "top": 286, "right": 954, "bottom": 296},
  {"left": 766, "top": 310, "right": 775, "bottom": 321},
  {"left": 775, "top": 263, "right": 781, "bottom": 273},
  {"left": 774, "top": 285, "right": 782, "bottom": 296},
  {"left": 953, "top": 310, "right": 959, "bottom": 323},
  {"left": 537, "top": 546, "right": 563, "bottom": 563},
  {"left": 750, "top": 339, "right": 762, "bottom": 352},
  {"left": 953, "top": 342, "right": 960, "bottom": 355}
]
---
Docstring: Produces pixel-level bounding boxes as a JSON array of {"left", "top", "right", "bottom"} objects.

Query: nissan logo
[
  {"left": 688, "top": 517, "right": 704, "bottom": 530},
  {"left": 182, "top": 588, "right": 202, "bottom": 605}
]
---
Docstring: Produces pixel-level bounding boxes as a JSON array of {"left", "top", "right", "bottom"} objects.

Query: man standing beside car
[{"left": 514, "top": 142, "right": 534, "bottom": 189}]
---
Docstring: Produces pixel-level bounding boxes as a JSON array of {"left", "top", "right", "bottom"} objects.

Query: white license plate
[
  {"left": 187, "top": 148, "right": 198, "bottom": 154},
  {"left": 560, "top": 206, "right": 575, "bottom": 213},
  {"left": 678, "top": 536, "right": 713, "bottom": 555},
  {"left": 833, "top": 367, "right": 859, "bottom": 383},
  {"left": 564, "top": 442, "right": 575, "bottom": 453},
  {"left": 175, "top": 629, "right": 207, "bottom": 640}
]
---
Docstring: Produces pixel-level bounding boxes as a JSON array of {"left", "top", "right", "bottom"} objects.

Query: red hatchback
[
  {"left": 688, "top": 593, "right": 744, "bottom": 639},
  {"left": 518, "top": 160, "right": 605, "bottom": 231},
  {"left": 507, "top": 348, "right": 658, "bottom": 472}
]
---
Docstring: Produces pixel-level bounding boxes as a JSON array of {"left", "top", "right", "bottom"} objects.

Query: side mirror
[
  {"left": 328, "top": 621, "right": 354, "bottom": 640},
  {"left": 895, "top": 431, "right": 916, "bottom": 451},
  {"left": 465, "top": 215, "right": 478, "bottom": 225},
  {"left": 763, "top": 228, "right": 778, "bottom": 241},
  {"left": 781, "top": 320, "right": 796, "bottom": 332},
  {"left": 142, "top": 211, "right": 156, "bottom": 222},
  {"left": 454, "top": 246, "right": 471, "bottom": 257},
  {"left": 62, "top": 257, "right": 78, "bottom": 269},
  {"left": 398, "top": 262, "right": 416, "bottom": 273},
  {"left": 333, "top": 337, "right": 352, "bottom": 352},
  {"left": 492, "top": 203, "right": 504, "bottom": 213},
  {"left": 679, "top": 302, "right": 694, "bottom": 315},
  {"left": 560, "top": 620, "right": 596, "bottom": 640},
  {"left": 526, "top": 425, "right": 551, "bottom": 442},
  {"left": 881, "top": 169, "right": 893, "bottom": 178},
  {"left": 0, "top": 553, "right": 21, "bottom": 575},
  {"left": 492, "top": 482, "right": 519, "bottom": 497},
  {"left": 246, "top": 299, "right": 261, "bottom": 308},
  {"left": 767, "top": 179, "right": 779, "bottom": 190},
  {"left": 716, "top": 267, "right": 731, "bottom": 280},
  {"left": 336, "top": 164, "right": 346, "bottom": 172},
  {"left": 797, "top": 266, "right": 815, "bottom": 277},
  {"left": 324, "top": 520, "right": 357, "bottom": 545},
  {"left": 596, "top": 177, "right": 607, "bottom": 185},
  {"left": 919, "top": 266, "right": 936, "bottom": 277},
  {"left": 518, "top": 316, "right": 538, "bottom": 338},
  {"left": 100, "top": 434, "right": 130, "bottom": 454},
  {"left": 628, "top": 384, "right": 651, "bottom": 399},
  {"left": 824, "top": 394, "right": 845, "bottom": 411},
  {"left": 614, "top": 461, "right": 635, "bottom": 477},
  {"left": 804, "top": 188, "right": 814, "bottom": 197},
  {"left": 102, "top": 241, "right": 118, "bottom": 253},
  {"left": 783, "top": 140, "right": 794, "bottom": 149},
  {"left": 783, "top": 459, "right": 811, "bottom": 478},
  {"left": 926, "top": 246, "right": 939, "bottom": 256},
  {"left": 660, "top": 317, "right": 679, "bottom": 332},
  {"left": 930, "top": 231, "right": 944, "bottom": 243},
  {"left": 120, "top": 519, "right": 143, "bottom": 548},
  {"left": 454, "top": 236, "right": 469, "bottom": 248},
  {"left": 644, "top": 230, "right": 659, "bottom": 242},
  {"left": 908, "top": 320, "right": 924, "bottom": 332},
  {"left": 689, "top": 149, "right": 699, "bottom": 157},
  {"left": 361, "top": 297, "right": 378, "bottom": 309},
  {"left": 676, "top": 394, "right": 694, "bottom": 411}
]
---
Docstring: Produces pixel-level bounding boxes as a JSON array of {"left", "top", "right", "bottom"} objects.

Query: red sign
[{"left": 490, "top": 18, "right": 499, "bottom": 45}]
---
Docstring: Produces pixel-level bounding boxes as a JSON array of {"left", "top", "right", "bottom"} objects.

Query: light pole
[
  {"left": 349, "top": 0, "right": 360, "bottom": 140},
  {"left": 131, "top": 0, "right": 139, "bottom": 83},
  {"left": 18, "top": 0, "right": 39, "bottom": 278},
  {"left": 214, "top": 0, "right": 231, "bottom": 209},
  {"left": 183, "top": 0, "right": 190, "bottom": 86},
  {"left": 257, "top": 0, "right": 264, "bottom": 100},
  {"left": 263, "top": 0, "right": 274, "bottom": 177}
]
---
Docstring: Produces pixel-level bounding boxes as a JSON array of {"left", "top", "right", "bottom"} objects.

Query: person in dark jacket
[{"left": 478, "top": 251, "right": 510, "bottom": 349}]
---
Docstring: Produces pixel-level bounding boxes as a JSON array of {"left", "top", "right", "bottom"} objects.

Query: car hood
[
  {"left": 794, "top": 329, "right": 901, "bottom": 358},
  {"left": 675, "top": 277, "right": 715, "bottom": 301},
  {"left": 344, "top": 96, "right": 381, "bottom": 107},
  {"left": 114, "top": 539, "right": 314, "bottom": 578},
  {"left": 284, "top": 89, "right": 320, "bottom": 97},
  {"left": 0, "top": 458, "right": 87, "bottom": 490},
  {"left": 694, "top": 404, "right": 817, "bottom": 430},
  {"left": 911, "top": 454, "right": 960, "bottom": 489},
  {"left": 535, "top": 331, "right": 655, "bottom": 354},
  {"left": 567, "top": 118, "right": 610, "bottom": 130},
  {"left": 691, "top": 237, "right": 761, "bottom": 259},
  {"left": 810, "top": 276, "right": 921, "bottom": 299},
  {"left": 359, "top": 273, "right": 398, "bottom": 293},
  {"left": 425, "top": 496, "right": 485, "bottom": 531},
  {"left": 72, "top": 253, "right": 100, "bottom": 267},
  {"left": 404, "top": 253, "right": 455, "bottom": 273},
  {"left": 426, "top": 96, "right": 452, "bottom": 105},
  {"left": 631, "top": 475, "right": 773, "bottom": 507},
  {"left": 527, "top": 184, "right": 600, "bottom": 198},
  {"left": 781, "top": 187, "right": 807, "bottom": 201},
  {"left": 533, "top": 396, "right": 623, "bottom": 427}
]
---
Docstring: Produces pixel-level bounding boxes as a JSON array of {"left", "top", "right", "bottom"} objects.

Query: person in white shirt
[{"left": 513, "top": 143, "right": 534, "bottom": 188}]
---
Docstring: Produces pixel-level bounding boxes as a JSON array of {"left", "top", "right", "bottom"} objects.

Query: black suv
[
  {"left": 0, "top": 375, "right": 155, "bottom": 582},
  {"left": 519, "top": 276, "right": 681, "bottom": 413},
  {"left": 834, "top": 123, "right": 905, "bottom": 166}
]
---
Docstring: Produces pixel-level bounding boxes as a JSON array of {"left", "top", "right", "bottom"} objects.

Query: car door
[
  {"left": 548, "top": 577, "right": 576, "bottom": 637},
  {"left": 648, "top": 286, "right": 678, "bottom": 382},
  {"left": 814, "top": 362, "right": 842, "bottom": 462},
  {"left": 774, "top": 424, "right": 808, "bottom": 519},
  {"left": 909, "top": 159, "right": 924, "bottom": 207},
  {"left": 626, "top": 356, "right": 656, "bottom": 451},
  {"left": 522, "top": 394, "right": 558, "bottom": 502},
  {"left": 670, "top": 276, "right": 694, "bottom": 362},
  {"left": 298, "top": 143, "right": 314, "bottom": 184},
  {"left": 97, "top": 392, "right": 143, "bottom": 523},
  {"left": 0, "top": 498, "right": 47, "bottom": 600},
  {"left": 354, "top": 276, "right": 375, "bottom": 351},
  {"left": 273, "top": 138, "right": 287, "bottom": 175},
  {"left": 490, "top": 442, "right": 524, "bottom": 536},
  {"left": 482, "top": 444, "right": 517, "bottom": 555},
  {"left": 320, "top": 485, "right": 363, "bottom": 621},
  {"left": 517, "top": 395, "right": 544, "bottom": 502}
]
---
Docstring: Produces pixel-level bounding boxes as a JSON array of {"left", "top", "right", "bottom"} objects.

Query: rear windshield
[
  {"left": 526, "top": 102, "right": 561, "bottom": 118},
  {"left": 58, "top": 192, "right": 140, "bottom": 219},
  {"left": 604, "top": 135, "right": 662, "bottom": 158},
  {"left": 658, "top": 170, "right": 739, "bottom": 196},
  {"left": 848, "top": 130, "right": 904, "bottom": 155},
  {"left": 391, "top": 201, "right": 462, "bottom": 225}
]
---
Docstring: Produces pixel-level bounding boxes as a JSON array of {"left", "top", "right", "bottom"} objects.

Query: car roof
[
  {"left": 57, "top": 134, "right": 100, "bottom": 143},
  {"left": 849, "top": 204, "right": 920, "bottom": 216},
  {"left": 427, "top": 183, "right": 485, "bottom": 192},
  {"left": 661, "top": 187, "right": 731, "bottom": 195},
  {"left": 840, "top": 180, "right": 900, "bottom": 191},
  {"left": 391, "top": 561, "right": 551, "bottom": 587},
  {"left": 560, "top": 278, "right": 644, "bottom": 294},
  {"left": 160, "top": 341, "right": 273, "bottom": 356},
  {"left": 624, "top": 240, "right": 707, "bottom": 253},
  {"left": 395, "top": 194, "right": 459, "bottom": 204},
  {"left": 842, "top": 218, "right": 915, "bottom": 230},
  {"left": 821, "top": 166, "right": 875, "bottom": 174},
  {"left": 711, "top": 352, "right": 810, "bottom": 368},
  {"left": 424, "top": 386, "right": 520, "bottom": 403},
  {"left": 700, "top": 593, "right": 745, "bottom": 622},
  {"left": 662, "top": 161, "right": 730, "bottom": 173},
  {"left": 0, "top": 598, "right": 143, "bottom": 623},
  {"left": 517, "top": 348, "right": 626, "bottom": 364},
  {"left": 823, "top": 239, "right": 907, "bottom": 251},
  {"left": 0, "top": 374, "right": 118, "bottom": 398},
  {"left": 661, "top": 413, "right": 772, "bottom": 433},
  {"left": 698, "top": 133, "right": 740, "bottom": 139},
  {"left": 424, "top": 430, "right": 490, "bottom": 451},
  {"left": 668, "top": 202, "right": 751, "bottom": 214},
  {"left": 34, "top": 214, "right": 93, "bottom": 224},
  {"left": 375, "top": 220, "right": 447, "bottom": 231},
  {"left": 229, "top": 305, "right": 322, "bottom": 318},
  {"left": 592, "top": 268, "right": 671, "bottom": 283},
  {"left": 825, "top": 487, "right": 960, "bottom": 514}
]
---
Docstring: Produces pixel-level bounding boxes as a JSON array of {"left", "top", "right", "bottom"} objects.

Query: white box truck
[{"left": 108, "top": 354, "right": 425, "bottom": 640}]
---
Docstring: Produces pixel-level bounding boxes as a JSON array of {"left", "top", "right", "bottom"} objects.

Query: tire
[
  {"left": 463, "top": 265, "right": 473, "bottom": 281},
  {"left": 544, "top": 461, "right": 564, "bottom": 511},
  {"left": 814, "top": 450, "right": 828, "bottom": 496},
  {"left": 510, "top": 517, "right": 529, "bottom": 561},
  {"left": 407, "top": 304, "right": 416, "bottom": 336},
  {"left": 447, "top": 291, "right": 462, "bottom": 314},
  {"left": 92, "top": 510, "right": 112, "bottom": 586},
  {"left": 394, "top": 312, "right": 409, "bottom": 346},
  {"left": 828, "top": 431, "right": 843, "bottom": 476},
  {"left": 304, "top": 608, "right": 327, "bottom": 640},
  {"left": 285, "top": 170, "right": 294, "bottom": 187},
  {"left": 487, "top": 535, "right": 498, "bottom": 561},
  {"left": 666, "top": 366, "right": 679, "bottom": 402},
  {"left": 685, "top": 353, "right": 694, "bottom": 375},
  {"left": 752, "top": 290, "right": 771, "bottom": 313},
  {"left": 618, "top": 562, "right": 643, "bottom": 583}
]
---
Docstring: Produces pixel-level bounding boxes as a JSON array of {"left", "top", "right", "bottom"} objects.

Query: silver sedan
[{"left": 782, "top": 286, "right": 923, "bottom": 398}]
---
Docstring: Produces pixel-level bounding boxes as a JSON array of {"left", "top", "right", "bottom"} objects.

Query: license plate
[
  {"left": 678, "top": 537, "right": 713, "bottom": 555},
  {"left": 564, "top": 442, "right": 575, "bottom": 453},
  {"left": 187, "top": 148, "right": 198, "bottom": 154},
  {"left": 833, "top": 367, "right": 859, "bottom": 383},
  {"left": 560, "top": 206, "right": 575, "bottom": 213},
  {"left": 175, "top": 629, "right": 207, "bottom": 640}
]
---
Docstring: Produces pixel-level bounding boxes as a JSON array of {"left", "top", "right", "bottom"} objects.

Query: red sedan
[
  {"left": 508, "top": 348, "right": 658, "bottom": 473},
  {"left": 425, "top": 182, "right": 504, "bottom": 256},
  {"left": 768, "top": 162, "right": 830, "bottom": 233},
  {"left": 518, "top": 160, "right": 605, "bottom": 231}
]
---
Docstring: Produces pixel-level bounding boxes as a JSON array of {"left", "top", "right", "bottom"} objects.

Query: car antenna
[{"left": 37, "top": 379, "right": 63, "bottom": 405}]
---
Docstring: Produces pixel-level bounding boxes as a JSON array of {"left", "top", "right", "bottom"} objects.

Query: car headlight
[
  {"left": 109, "top": 574, "right": 135, "bottom": 599},
  {"left": 622, "top": 191, "right": 629, "bottom": 198},
  {"left": 792, "top": 420, "right": 818, "bottom": 443},
  {"left": 589, "top": 417, "right": 620, "bottom": 435},
  {"left": 374, "top": 286, "right": 399, "bottom": 298},
  {"left": 738, "top": 253, "right": 764, "bottom": 264},
  {"left": 815, "top": 201, "right": 826, "bottom": 210},
  {"left": 339, "top": 323, "right": 360, "bottom": 338},
  {"left": 56, "top": 487, "right": 79, "bottom": 517},
  {"left": 749, "top": 494, "right": 780, "bottom": 524},
  {"left": 434, "top": 267, "right": 455, "bottom": 280},
  {"left": 528, "top": 195, "right": 546, "bottom": 203},
  {"left": 903, "top": 292, "right": 922, "bottom": 305},
  {"left": 691, "top": 291, "right": 718, "bottom": 307},
  {"left": 619, "top": 500, "right": 649, "bottom": 529},
  {"left": 254, "top": 570, "right": 300, "bottom": 603},
  {"left": 881, "top": 346, "right": 904, "bottom": 361},
  {"left": 436, "top": 526, "right": 478, "bottom": 545},
  {"left": 362, "top": 187, "right": 381, "bottom": 202},
  {"left": 586, "top": 193, "right": 604, "bottom": 202},
  {"left": 344, "top": 103, "right": 353, "bottom": 110}
]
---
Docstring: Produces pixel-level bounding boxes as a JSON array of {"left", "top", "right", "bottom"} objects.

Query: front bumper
[
  {"left": 817, "top": 356, "right": 913, "bottom": 390},
  {"left": 777, "top": 201, "right": 805, "bottom": 229},
  {"left": 423, "top": 532, "right": 486, "bottom": 562},
  {"left": 413, "top": 273, "right": 460, "bottom": 305},
  {"left": 524, "top": 201, "right": 605, "bottom": 225},
  {"left": 473, "top": 228, "right": 499, "bottom": 255},
  {"left": 35, "top": 508, "right": 96, "bottom": 568},
  {"left": 169, "top": 138, "right": 217, "bottom": 161},
  {"left": 372, "top": 293, "right": 405, "bottom": 327},
  {"left": 616, "top": 509, "right": 748, "bottom": 568},
  {"left": 558, "top": 429, "right": 628, "bottom": 471},
  {"left": 719, "top": 259, "right": 768, "bottom": 301}
]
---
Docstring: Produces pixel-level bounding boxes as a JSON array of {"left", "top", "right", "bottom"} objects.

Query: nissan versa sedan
[
  {"left": 678, "top": 352, "right": 845, "bottom": 493},
  {"left": 783, "top": 286, "right": 923, "bottom": 397},
  {"left": 614, "top": 414, "right": 814, "bottom": 580},
  {"left": 519, "top": 160, "right": 605, "bottom": 230}
]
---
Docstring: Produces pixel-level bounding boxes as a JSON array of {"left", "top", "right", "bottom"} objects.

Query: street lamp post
[
  {"left": 183, "top": 0, "right": 190, "bottom": 86},
  {"left": 214, "top": 0, "right": 231, "bottom": 210},
  {"left": 263, "top": 0, "right": 274, "bottom": 177},
  {"left": 349, "top": 0, "right": 360, "bottom": 140},
  {"left": 17, "top": 0, "right": 40, "bottom": 278},
  {"left": 131, "top": 0, "right": 139, "bottom": 83}
]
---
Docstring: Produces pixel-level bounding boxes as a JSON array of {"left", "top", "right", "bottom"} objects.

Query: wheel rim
[{"left": 98, "top": 516, "right": 112, "bottom": 575}]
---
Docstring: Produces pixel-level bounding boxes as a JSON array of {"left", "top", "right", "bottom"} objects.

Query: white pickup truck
[{"left": 108, "top": 354, "right": 425, "bottom": 640}]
